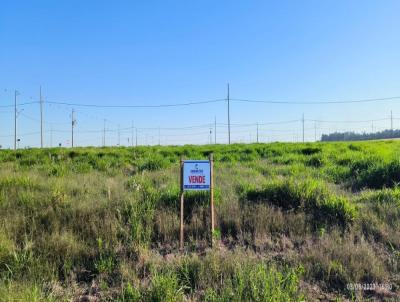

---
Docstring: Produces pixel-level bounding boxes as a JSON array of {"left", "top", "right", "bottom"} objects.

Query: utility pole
[
  {"left": 103, "top": 119, "right": 106, "bottom": 147},
  {"left": 40, "top": 86, "right": 43, "bottom": 148},
  {"left": 131, "top": 121, "right": 134, "bottom": 147},
  {"left": 71, "top": 109, "right": 75, "bottom": 148},
  {"left": 302, "top": 113, "right": 305, "bottom": 143},
  {"left": 209, "top": 127, "right": 212, "bottom": 144},
  {"left": 214, "top": 116, "right": 217, "bottom": 144},
  {"left": 135, "top": 128, "right": 138, "bottom": 147},
  {"left": 50, "top": 125, "right": 53, "bottom": 147},
  {"left": 256, "top": 123, "right": 259, "bottom": 143},
  {"left": 391, "top": 110, "right": 393, "bottom": 132},
  {"left": 118, "top": 124, "right": 120, "bottom": 146},
  {"left": 227, "top": 83, "right": 231, "bottom": 144},
  {"left": 14, "top": 90, "right": 18, "bottom": 150},
  {"left": 371, "top": 121, "right": 374, "bottom": 133},
  {"left": 314, "top": 122, "right": 317, "bottom": 142}
]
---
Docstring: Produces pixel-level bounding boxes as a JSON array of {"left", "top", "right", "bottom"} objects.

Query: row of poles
[
  {"left": 10, "top": 84, "right": 396, "bottom": 149},
  {"left": 11, "top": 84, "right": 232, "bottom": 150}
]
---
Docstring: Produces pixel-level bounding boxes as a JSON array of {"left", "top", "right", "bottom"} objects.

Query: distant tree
[{"left": 321, "top": 129, "right": 400, "bottom": 141}]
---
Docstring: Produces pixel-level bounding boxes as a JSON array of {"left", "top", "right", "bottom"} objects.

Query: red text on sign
[{"left": 188, "top": 176, "right": 206, "bottom": 184}]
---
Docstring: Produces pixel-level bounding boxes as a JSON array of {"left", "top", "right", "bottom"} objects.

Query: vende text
[{"left": 188, "top": 175, "right": 206, "bottom": 183}]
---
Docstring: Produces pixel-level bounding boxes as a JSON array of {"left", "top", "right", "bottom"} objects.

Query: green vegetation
[
  {"left": 321, "top": 129, "right": 400, "bottom": 142},
  {"left": 0, "top": 140, "right": 399, "bottom": 300}
]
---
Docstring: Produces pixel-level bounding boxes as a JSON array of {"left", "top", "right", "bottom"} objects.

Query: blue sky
[{"left": 1, "top": 1, "right": 400, "bottom": 147}]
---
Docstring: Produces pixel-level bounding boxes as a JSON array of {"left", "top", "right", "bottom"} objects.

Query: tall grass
[
  {"left": 243, "top": 178, "right": 356, "bottom": 228},
  {"left": 118, "top": 251, "right": 304, "bottom": 302},
  {"left": 0, "top": 141, "right": 399, "bottom": 300}
]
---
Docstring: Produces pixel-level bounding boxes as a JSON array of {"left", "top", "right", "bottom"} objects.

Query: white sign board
[{"left": 183, "top": 160, "right": 211, "bottom": 190}]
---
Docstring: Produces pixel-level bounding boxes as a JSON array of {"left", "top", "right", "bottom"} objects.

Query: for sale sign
[{"left": 183, "top": 160, "right": 211, "bottom": 190}]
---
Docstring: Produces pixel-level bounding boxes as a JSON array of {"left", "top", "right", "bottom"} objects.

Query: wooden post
[
  {"left": 179, "top": 156, "right": 184, "bottom": 251},
  {"left": 209, "top": 153, "right": 215, "bottom": 247}
]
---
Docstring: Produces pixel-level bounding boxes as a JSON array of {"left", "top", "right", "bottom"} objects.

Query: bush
[
  {"left": 357, "top": 187, "right": 400, "bottom": 205},
  {"left": 137, "top": 155, "right": 169, "bottom": 172},
  {"left": 143, "top": 272, "right": 184, "bottom": 302},
  {"left": 305, "top": 154, "right": 325, "bottom": 167},
  {"left": 300, "top": 146, "right": 321, "bottom": 155},
  {"left": 244, "top": 178, "right": 356, "bottom": 228},
  {"left": 355, "top": 160, "right": 400, "bottom": 189}
]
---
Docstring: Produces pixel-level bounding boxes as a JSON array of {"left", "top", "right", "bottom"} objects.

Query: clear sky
[{"left": 1, "top": 0, "right": 400, "bottom": 148}]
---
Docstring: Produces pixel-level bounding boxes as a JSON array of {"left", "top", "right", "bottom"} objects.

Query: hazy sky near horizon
[{"left": 1, "top": 1, "right": 400, "bottom": 147}]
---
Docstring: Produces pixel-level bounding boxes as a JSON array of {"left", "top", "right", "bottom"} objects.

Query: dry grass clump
[{"left": 302, "top": 230, "right": 387, "bottom": 292}]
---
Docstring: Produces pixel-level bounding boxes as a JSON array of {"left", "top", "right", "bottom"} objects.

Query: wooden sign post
[
  {"left": 179, "top": 156, "right": 184, "bottom": 251},
  {"left": 209, "top": 153, "right": 215, "bottom": 246},
  {"left": 179, "top": 154, "right": 215, "bottom": 251}
]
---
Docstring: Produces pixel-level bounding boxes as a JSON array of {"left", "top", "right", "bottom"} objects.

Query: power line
[
  {"left": 20, "top": 112, "right": 69, "bottom": 125},
  {"left": 0, "top": 131, "right": 40, "bottom": 138},
  {"left": 9, "top": 94, "right": 400, "bottom": 108},
  {"left": 0, "top": 101, "right": 38, "bottom": 108},
  {"left": 6, "top": 87, "right": 400, "bottom": 148},
  {"left": 44, "top": 98, "right": 225, "bottom": 108},
  {"left": 21, "top": 118, "right": 392, "bottom": 136},
  {"left": 307, "top": 118, "right": 389, "bottom": 124},
  {"left": 231, "top": 96, "right": 400, "bottom": 105},
  {"left": 221, "top": 120, "right": 301, "bottom": 127}
]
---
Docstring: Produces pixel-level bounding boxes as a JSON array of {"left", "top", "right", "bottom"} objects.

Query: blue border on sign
[
  {"left": 182, "top": 160, "right": 211, "bottom": 191},
  {"left": 184, "top": 160, "right": 210, "bottom": 163}
]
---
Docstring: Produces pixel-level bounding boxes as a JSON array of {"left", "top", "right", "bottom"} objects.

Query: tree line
[{"left": 321, "top": 129, "right": 400, "bottom": 141}]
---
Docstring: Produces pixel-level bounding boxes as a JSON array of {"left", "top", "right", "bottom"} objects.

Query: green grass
[
  {"left": 243, "top": 177, "right": 356, "bottom": 229},
  {"left": 0, "top": 140, "right": 399, "bottom": 300}
]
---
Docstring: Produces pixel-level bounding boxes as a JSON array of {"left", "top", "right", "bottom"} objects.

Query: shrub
[
  {"left": 300, "top": 146, "right": 321, "bottom": 155},
  {"left": 143, "top": 272, "right": 184, "bottom": 302},
  {"left": 244, "top": 178, "right": 356, "bottom": 228},
  {"left": 137, "top": 155, "right": 169, "bottom": 172},
  {"left": 305, "top": 154, "right": 325, "bottom": 167},
  {"left": 355, "top": 160, "right": 400, "bottom": 189},
  {"left": 357, "top": 187, "right": 400, "bottom": 205}
]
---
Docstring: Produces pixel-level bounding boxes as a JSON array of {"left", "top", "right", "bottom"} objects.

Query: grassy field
[{"left": 0, "top": 141, "right": 399, "bottom": 301}]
